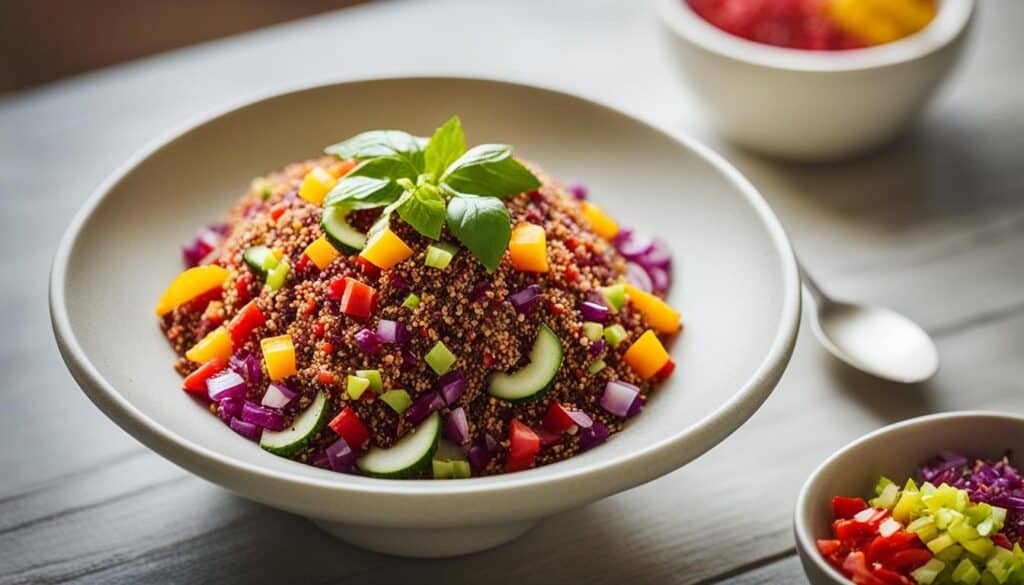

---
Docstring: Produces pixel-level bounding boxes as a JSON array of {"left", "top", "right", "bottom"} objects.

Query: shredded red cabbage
[{"left": 918, "top": 451, "right": 1024, "bottom": 542}]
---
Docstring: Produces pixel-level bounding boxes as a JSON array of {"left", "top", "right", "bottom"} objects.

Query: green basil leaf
[
  {"left": 441, "top": 144, "right": 540, "bottom": 199},
  {"left": 324, "top": 176, "right": 403, "bottom": 210},
  {"left": 368, "top": 189, "right": 414, "bottom": 238},
  {"left": 347, "top": 155, "right": 420, "bottom": 180},
  {"left": 397, "top": 184, "right": 446, "bottom": 240},
  {"left": 445, "top": 194, "right": 511, "bottom": 272},
  {"left": 424, "top": 116, "right": 467, "bottom": 179},
  {"left": 325, "top": 130, "right": 425, "bottom": 173}
]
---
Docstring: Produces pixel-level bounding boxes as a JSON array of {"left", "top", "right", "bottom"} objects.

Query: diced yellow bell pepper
[
  {"left": 261, "top": 334, "right": 297, "bottom": 381},
  {"left": 624, "top": 330, "right": 671, "bottom": 380},
  {"left": 298, "top": 167, "right": 337, "bottom": 206},
  {"left": 624, "top": 284, "right": 682, "bottom": 334},
  {"left": 581, "top": 201, "right": 619, "bottom": 240},
  {"left": 185, "top": 326, "right": 233, "bottom": 363},
  {"left": 359, "top": 228, "right": 413, "bottom": 269},
  {"left": 303, "top": 235, "right": 340, "bottom": 270},
  {"left": 508, "top": 223, "right": 549, "bottom": 273},
  {"left": 155, "top": 265, "right": 230, "bottom": 316}
]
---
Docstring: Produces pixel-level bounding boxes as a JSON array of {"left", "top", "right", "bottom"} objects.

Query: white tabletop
[{"left": 2, "top": 0, "right": 1023, "bottom": 582}]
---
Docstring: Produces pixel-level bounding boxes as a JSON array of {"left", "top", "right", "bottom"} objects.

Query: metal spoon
[{"left": 800, "top": 264, "right": 940, "bottom": 383}]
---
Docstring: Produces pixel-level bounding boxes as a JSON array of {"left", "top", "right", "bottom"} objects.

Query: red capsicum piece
[
  {"left": 505, "top": 419, "right": 541, "bottom": 472},
  {"left": 328, "top": 407, "right": 370, "bottom": 450},
  {"left": 542, "top": 402, "right": 577, "bottom": 434},
  {"left": 227, "top": 300, "right": 266, "bottom": 345},
  {"left": 833, "top": 496, "right": 869, "bottom": 520},
  {"left": 341, "top": 278, "right": 377, "bottom": 318},
  {"left": 182, "top": 357, "right": 227, "bottom": 393}
]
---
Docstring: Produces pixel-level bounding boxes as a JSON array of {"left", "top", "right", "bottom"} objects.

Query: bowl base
[{"left": 312, "top": 518, "right": 538, "bottom": 558}]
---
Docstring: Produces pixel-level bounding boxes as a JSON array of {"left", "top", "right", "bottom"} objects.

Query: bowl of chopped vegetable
[
  {"left": 657, "top": 0, "right": 976, "bottom": 161},
  {"left": 795, "top": 412, "right": 1024, "bottom": 585},
  {"left": 50, "top": 77, "right": 800, "bottom": 558}
]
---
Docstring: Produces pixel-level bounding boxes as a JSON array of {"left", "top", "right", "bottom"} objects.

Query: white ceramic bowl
[
  {"left": 657, "top": 0, "right": 976, "bottom": 162},
  {"left": 50, "top": 77, "right": 800, "bottom": 558},
  {"left": 795, "top": 412, "right": 1024, "bottom": 584}
]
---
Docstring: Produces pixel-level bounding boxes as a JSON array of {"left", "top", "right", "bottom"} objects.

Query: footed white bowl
[{"left": 50, "top": 77, "right": 800, "bottom": 557}]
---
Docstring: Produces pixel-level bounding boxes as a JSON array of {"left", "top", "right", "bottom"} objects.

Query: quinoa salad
[{"left": 156, "top": 117, "right": 682, "bottom": 479}]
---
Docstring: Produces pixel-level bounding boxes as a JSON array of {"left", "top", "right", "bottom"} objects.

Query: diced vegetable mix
[
  {"left": 820, "top": 453, "right": 1024, "bottom": 585},
  {"left": 157, "top": 121, "right": 686, "bottom": 479}
]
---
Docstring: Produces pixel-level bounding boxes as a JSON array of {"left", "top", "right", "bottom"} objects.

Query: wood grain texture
[{"left": 1, "top": 0, "right": 1022, "bottom": 583}]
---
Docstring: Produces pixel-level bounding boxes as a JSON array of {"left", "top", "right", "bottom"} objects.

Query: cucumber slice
[
  {"left": 259, "top": 391, "right": 329, "bottom": 456},
  {"left": 243, "top": 245, "right": 278, "bottom": 279},
  {"left": 487, "top": 323, "right": 564, "bottom": 403},
  {"left": 321, "top": 206, "right": 366, "bottom": 253},
  {"left": 356, "top": 412, "right": 440, "bottom": 479}
]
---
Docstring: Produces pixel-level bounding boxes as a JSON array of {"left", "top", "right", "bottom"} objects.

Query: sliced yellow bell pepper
[
  {"left": 155, "top": 265, "right": 230, "bottom": 316},
  {"left": 298, "top": 167, "right": 337, "bottom": 206},
  {"left": 261, "top": 334, "right": 297, "bottom": 380},
  {"left": 581, "top": 202, "right": 619, "bottom": 240},
  {"left": 359, "top": 228, "right": 413, "bottom": 269},
  {"left": 623, "top": 330, "right": 671, "bottom": 380},
  {"left": 303, "top": 235, "right": 340, "bottom": 270},
  {"left": 624, "top": 284, "right": 682, "bottom": 334},
  {"left": 185, "top": 326, "right": 233, "bottom": 363},
  {"left": 509, "top": 223, "right": 549, "bottom": 273}
]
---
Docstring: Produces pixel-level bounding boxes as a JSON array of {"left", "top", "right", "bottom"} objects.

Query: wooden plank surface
[{"left": 1, "top": 0, "right": 1022, "bottom": 583}]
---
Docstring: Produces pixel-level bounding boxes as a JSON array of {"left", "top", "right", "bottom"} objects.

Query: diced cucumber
[
  {"left": 425, "top": 243, "right": 458, "bottom": 269},
  {"left": 604, "top": 324, "right": 627, "bottom": 347},
  {"left": 582, "top": 321, "right": 604, "bottom": 342},
  {"left": 259, "top": 391, "right": 329, "bottom": 456},
  {"left": 600, "top": 284, "right": 626, "bottom": 313},
  {"left": 487, "top": 323, "right": 563, "bottom": 403},
  {"left": 380, "top": 389, "right": 412, "bottom": 414},
  {"left": 266, "top": 260, "right": 290, "bottom": 291},
  {"left": 588, "top": 359, "right": 606, "bottom": 375},
  {"left": 346, "top": 375, "right": 371, "bottom": 400},
  {"left": 424, "top": 341, "right": 456, "bottom": 375},
  {"left": 355, "top": 369, "right": 383, "bottom": 392},
  {"left": 320, "top": 206, "right": 367, "bottom": 253},
  {"left": 243, "top": 245, "right": 278, "bottom": 279},
  {"left": 357, "top": 412, "right": 440, "bottom": 479},
  {"left": 402, "top": 293, "right": 421, "bottom": 310}
]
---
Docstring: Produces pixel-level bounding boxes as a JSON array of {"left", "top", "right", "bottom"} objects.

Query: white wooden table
[{"left": 2, "top": 0, "right": 1022, "bottom": 582}]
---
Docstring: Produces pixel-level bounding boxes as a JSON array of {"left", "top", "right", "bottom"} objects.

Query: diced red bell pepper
[
  {"left": 883, "top": 548, "right": 932, "bottom": 572},
  {"left": 227, "top": 300, "right": 266, "bottom": 345},
  {"left": 872, "top": 567, "right": 914, "bottom": 585},
  {"left": 328, "top": 407, "right": 370, "bottom": 450},
  {"left": 535, "top": 427, "right": 563, "bottom": 447},
  {"left": 504, "top": 419, "right": 541, "bottom": 472},
  {"left": 842, "top": 552, "right": 887, "bottom": 585},
  {"left": 653, "top": 359, "right": 676, "bottom": 381},
  {"left": 993, "top": 533, "right": 1014, "bottom": 550},
  {"left": 853, "top": 507, "right": 890, "bottom": 529},
  {"left": 182, "top": 357, "right": 227, "bottom": 393},
  {"left": 542, "top": 402, "right": 577, "bottom": 433},
  {"left": 269, "top": 202, "right": 288, "bottom": 222},
  {"left": 339, "top": 278, "right": 377, "bottom": 319},
  {"left": 357, "top": 256, "right": 381, "bottom": 279},
  {"left": 235, "top": 273, "right": 252, "bottom": 303},
  {"left": 833, "top": 519, "right": 877, "bottom": 544},
  {"left": 326, "top": 278, "right": 347, "bottom": 300},
  {"left": 833, "top": 496, "right": 869, "bottom": 520},
  {"left": 295, "top": 254, "right": 311, "bottom": 273},
  {"left": 183, "top": 286, "right": 223, "bottom": 313},
  {"left": 865, "top": 532, "right": 919, "bottom": 565},
  {"left": 817, "top": 539, "right": 841, "bottom": 557}
]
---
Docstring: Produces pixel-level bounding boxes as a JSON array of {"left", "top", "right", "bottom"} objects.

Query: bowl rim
[
  {"left": 793, "top": 411, "right": 1024, "bottom": 584},
  {"left": 49, "top": 75, "right": 801, "bottom": 501},
  {"left": 657, "top": 0, "right": 976, "bottom": 73}
]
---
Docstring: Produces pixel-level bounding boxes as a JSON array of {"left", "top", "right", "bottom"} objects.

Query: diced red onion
[
  {"left": 638, "top": 239, "right": 672, "bottom": 269},
  {"left": 437, "top": 370, "right": 466, "bottom": 405},
  {"left": 536, "top": 427, "right": 562, "bottom": 447},
  {"left": 261, "top": 382, "right": 296, "bottom": 409},
  {"left": 326, "top": 437, "right": 356, "bottom": 470},
  {"left": 600, "top": 380, "right": 640, "bottom": 418},
  {"left": 207, "top": 371, "right": 247, "bottom": 402},
  {"left": 484, "top": 433, "right": 499, "bottom": 452},
  {"left": 389, "top": 273, "right": 409, "bottom": 292},
  {"left": 585, "top": 289, "right": 608, "bottom": 308},
  {"left": 589, "top": 339, "right": 607, "bottom": 356},
  {"left": 579, "top": 422, "right": 609, "bottom": 451},
  {"left": 182, "top": 240, "right": 212, "bottom": 268},
  {"left": 467, "top": 442, "right": 491, "bottom": 471},
  {"left": 312, "top": 451, "right": 330, "bottom": 469},
  {"left": 354, "top": 328, "right": 382, "bottom": 354},
  {"left": 207, "top": 222, "right": 230, "bottom": 236},
  {"left": 626, "top": 262, "right": 654, "bottom": 292},
  {"left": 229, "top": 417, "right": 260, "bottom": 441},
  {"left": 579, "top": 301, "right": 609, "bottom": 323},
  {"left": 470, "top": 280, "right": 490, "bottom": 302},
  {"left": 218, "top": 398, "right": 243, "bottom": 423},
  {"left": 648, "top": 266, "right": 671, "bottom": 294},
  {"left": 400, "top": 346, "right": 418, "bottom": 371},
  {"left": 241, "top": 401, "right": 285, "bottom": 431},
  {"left": 567, "top": 409, "right": 593, "bottom": 429},
  {"left": 627, "top": 395, "right": 644, "bottom": 417},
  {"left": 406, "top": 391, "right": 445, "bottom": 426},
  {"left": 443, "top": 407, "right": 470, "bottom": 445},
  {"left": 376, "top": 319, "right": 409, "bottom": 345},
  {"left": 230, "top": 352, "right": 262, "bottom": 387},
  {"left": 508, "top": 284, "right": 542, "bottom": 314},
  {"left": 618, "top": 233, "right": 655, "bottom": 259},
  {"left": 612, "top": 227, "right": 634, "bottom": 248},
  {"left": 568, "top": 183, "right": 588, "bottom": 200}
]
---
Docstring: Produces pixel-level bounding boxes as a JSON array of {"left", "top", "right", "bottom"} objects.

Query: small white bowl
[
  {"left": 50, "top": 77, "right": 800, "bottom": 558},
  {"left": 795, "top": 412, "right": 1024, "bottom": 584},
  {"left": 657, "top": 0, "right": 976, "bottom": 162}
]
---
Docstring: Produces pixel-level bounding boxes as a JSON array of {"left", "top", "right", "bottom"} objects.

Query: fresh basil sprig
[{"left": 323, "top": 116, "right": 540, "bottom": 272}]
